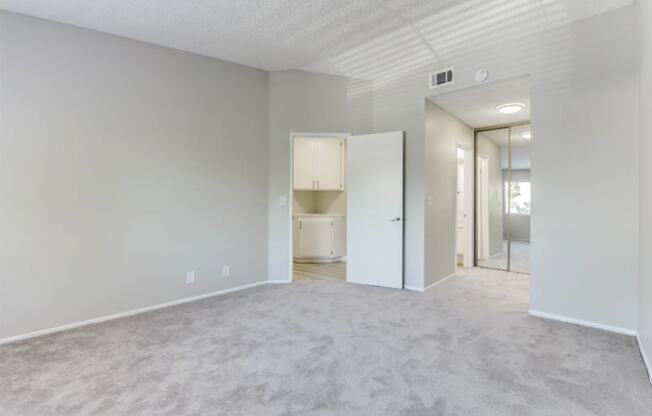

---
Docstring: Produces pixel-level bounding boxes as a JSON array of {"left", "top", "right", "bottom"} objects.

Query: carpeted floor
[{"left": 1, "top": 268, "right": 650, "bottom": 415}]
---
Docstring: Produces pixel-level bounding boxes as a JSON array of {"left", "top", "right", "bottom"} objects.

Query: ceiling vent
[{"left": 430, "top": 67, "right": 454, "bottom": 89}]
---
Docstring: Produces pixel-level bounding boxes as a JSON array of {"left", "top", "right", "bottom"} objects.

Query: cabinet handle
[
  {"left": 312, "top": 179, "right": 315, "bottom": 190},
  {"left": 299, "top": 220, "right": 302, "bottom": 230},
  {"left": 317, "top": 179, "right": 319, "bottom": 189}
]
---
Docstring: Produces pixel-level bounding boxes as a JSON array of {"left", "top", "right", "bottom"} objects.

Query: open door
[{"left": 346, "top": 131, "right": 404, "bottom": 289}]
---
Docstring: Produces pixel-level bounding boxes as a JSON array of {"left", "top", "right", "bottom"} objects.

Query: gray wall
[
  {"left": 476, "top": 133, "right": 505, "bottom": 258},
  {"left": 267, "top": 71, "right": 428, "bottom": 290},
  {"left": 529, "top": 7, "right": 639, "bottom": 330},
  {"left": 0, "top": 12, "right": 270, "bottom": 339},
  {"left": 424, "top": 101, "right": 473, "bottom": 287},
  {"left": 637, "top": 0, "right": 652, "bottom": 375},
  {"left": 267, "top": 71, "right": 372, "bottom": 281}
]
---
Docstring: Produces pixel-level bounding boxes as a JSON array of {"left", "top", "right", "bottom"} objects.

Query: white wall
[
  {"left": 637, "top": 0, "right": 652, "bottom": 377},
  {"left": 0, "top": 12, "right": 270, "bottom": 339},
  {"left": 529, "top": 7, "right": 639, "bottom": 330},
  {"left": 424, "top": 101, "right": 473, "bottom": 287}
]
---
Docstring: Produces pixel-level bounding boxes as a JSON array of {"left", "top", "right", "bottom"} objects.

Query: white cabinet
[
  {"left": 293, "top": 215, "right": 345, "bottom": 260},
  {"left": 293, "top": 138, "right": 344, "bottom": 191},
  {"left": 293, "top": 138, "right": 317, "bottom": 190}
]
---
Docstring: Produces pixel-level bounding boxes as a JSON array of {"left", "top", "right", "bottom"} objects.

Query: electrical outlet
[
  {"left": 222, "top": 265, "right": 230, "bottom": 278},
  {"left": 186, "top": 270, "right": 195, "bottom": 284}
]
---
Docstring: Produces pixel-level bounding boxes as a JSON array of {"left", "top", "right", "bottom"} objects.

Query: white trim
[
  {"left": 528, "top": 309, "right": 637, "bottom": 336},
  {"left": 0, "top": 281, "right": 268, "bottom": 346},
  {"left": 424, "top": 273, "right": 456, "bottom": 292},
  {"left": 268, "top": 280, "right": 292, "bottom": 284},
  {"left": 636, "top": 334, "right": 652, "bottom": 385},
  {"left": 404, "top": 273, "right": 457, "bottom": 293}
]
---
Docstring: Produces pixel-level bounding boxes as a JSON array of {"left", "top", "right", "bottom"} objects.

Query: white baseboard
[
  {"left": 268, "top": 280, "right": 292, "bottom": 284},
  {"left": 528, "top": 309, "right": 637, "bottom": 336},
  {"left": 636, "top": 334, "right": 652, "bottom": 385},
  {"left": 0, "top": 280, "right": 268, "bottom": 346},
  {"left": 405, "top": 272, "right": 457, "bottom": 293},
  {"left": 423, "top": 273, "right": 456, "bottom": 292}
]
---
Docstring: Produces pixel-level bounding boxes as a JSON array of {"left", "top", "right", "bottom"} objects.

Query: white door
[
  {"left": 347, "top": 131, "right": 404, "bottom": 289},
  {"left": 298, "top": 217, "right": 333, "bottom": 258},
  {"left": 316, "top": 139, "right": 343, "bottom": 190},
  {"left": 293, "top": 138, "right": 316, "bottom": 190}
]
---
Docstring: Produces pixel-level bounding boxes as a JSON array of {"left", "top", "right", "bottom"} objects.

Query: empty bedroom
[{"left": 1, "top": 1, "right": 651, "bottom": 415}]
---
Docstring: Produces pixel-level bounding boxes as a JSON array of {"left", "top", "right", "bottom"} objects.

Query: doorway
[
  {"left": 289, "top": 132, "right": 405, "bottom": 288},
  {"left": 456, "top": 145, "right": 474, "bottom": 269},
  {"left": 291, "top": 134, "right": 348, "bottom": 282},
  {"left": 474, "top": 123, "right": 531, "bottom": 273}
]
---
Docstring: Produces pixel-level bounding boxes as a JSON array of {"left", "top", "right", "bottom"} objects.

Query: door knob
[{"left": 389, "top": 217, "right": 401, "bottom": 222}]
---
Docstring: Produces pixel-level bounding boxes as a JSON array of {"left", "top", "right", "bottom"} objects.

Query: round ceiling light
[
  {"left": 496, "top": 103, "right": 526, "bottom": 114},
  {"left": 522, "top": 131, "right": 531, "bottom": 139}
]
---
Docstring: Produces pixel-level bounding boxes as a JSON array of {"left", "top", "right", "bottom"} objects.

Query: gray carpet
[{"left": 1, "top": 268, "right": 651, "bottom": 415}]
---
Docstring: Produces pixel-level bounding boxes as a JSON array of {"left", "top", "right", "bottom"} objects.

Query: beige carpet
[{"left": 1, "top": 267, "right": 651, "bottom": 415}]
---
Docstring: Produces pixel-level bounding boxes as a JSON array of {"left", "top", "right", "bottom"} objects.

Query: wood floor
[{"left": 293, "top": 262, "right": 346, "bottom": 281}]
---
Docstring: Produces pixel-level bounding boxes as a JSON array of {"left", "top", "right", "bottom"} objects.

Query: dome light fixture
[{"left": 496, "top": 103, "right": 526, "bottom": 114}]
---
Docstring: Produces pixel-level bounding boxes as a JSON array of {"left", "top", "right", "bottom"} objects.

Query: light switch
[{"left": 279, "top": 196, "right": 287, "bottom": 206}]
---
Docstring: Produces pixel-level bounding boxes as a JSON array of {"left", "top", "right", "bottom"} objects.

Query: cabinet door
[
  {"left": 316, "top": 139, "right": 343, "bottom": 190},
  {"left": 297, "top": 217, "right": 333, "bottom": 258},
  {"left": 293, "top": 138, "right": 316, "bottom": 190}
]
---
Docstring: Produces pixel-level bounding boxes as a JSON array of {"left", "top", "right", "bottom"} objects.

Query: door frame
[
  {"left": 288, "top": 132, "right": 351, "bottom": 282},
  {"left": 456, "top": 144, "right": 475, "bottom": 269}
]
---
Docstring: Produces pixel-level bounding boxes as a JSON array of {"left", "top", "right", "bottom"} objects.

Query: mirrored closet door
[{"left": 475, "top": 123, "right": 531, "bottom": 273}]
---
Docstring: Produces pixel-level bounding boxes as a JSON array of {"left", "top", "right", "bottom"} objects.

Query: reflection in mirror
[
  {"left": 506, "top": 124, "right": 531, "bottom": 273},
  {"left": 476, "top": 128, "right": 509, "bottom": 271}
]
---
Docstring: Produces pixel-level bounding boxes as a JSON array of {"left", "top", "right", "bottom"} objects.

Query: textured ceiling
[{"left": 0, "top": 0, "right": 635, "bottom": 72}]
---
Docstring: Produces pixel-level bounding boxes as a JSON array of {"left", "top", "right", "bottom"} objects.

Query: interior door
[
  {"left": 293, "top": 138, "right": 316, "bottom": 190},
  {"left": 316, "top": 138, "right": 343, "bottom": 190},
  {"left": 347, "top": 131, "right": 404, "bottom": 289}
]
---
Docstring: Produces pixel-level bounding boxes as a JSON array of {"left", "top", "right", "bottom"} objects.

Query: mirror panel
[
  {"left": 507, "top": 124, "right": 531, "bottom": 273},
  {"left": 475, "top": 124, "right": 531, "bottom": 273},
  {"left": 476, "top": 128, "right": 509, "bottom": 271}
]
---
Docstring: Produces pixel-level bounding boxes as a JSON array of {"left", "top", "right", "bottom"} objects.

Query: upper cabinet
[{"left": 293, "top": 138, "right": 344, "bottom": 191}]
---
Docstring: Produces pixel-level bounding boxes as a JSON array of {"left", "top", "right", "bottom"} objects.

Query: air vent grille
[{"left": 430, "top": 68, "right": 454, "bottom": 89}]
